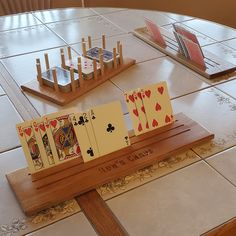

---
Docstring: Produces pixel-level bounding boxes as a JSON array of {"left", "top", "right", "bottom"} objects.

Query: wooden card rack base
[
  {"left": 6, "top": 113, "right": 214, "bottom": 216},
  {"left": 133, "top": 27, "right": 236, "bottom": 79},
  {"left": 21, "top": 58, "right": 135, "bottom": 106}
]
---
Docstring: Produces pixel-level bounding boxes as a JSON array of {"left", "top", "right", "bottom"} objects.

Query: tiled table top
[{"left": 0, "top": 7, "right": 236, "bottom": 236}]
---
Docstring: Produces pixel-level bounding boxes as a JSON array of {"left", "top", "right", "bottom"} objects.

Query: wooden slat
[
  {"left": 6, "top": 113, "right": 214, "bottom": 216},
  {"left": 21, "top": 58, "right": 136, "bottom": 106},
  {"left": 76, "top": 190, "right": 129, "bottom": 236},
  {"left": 133, "top": 27, "right": 236, "bottom": 79}
]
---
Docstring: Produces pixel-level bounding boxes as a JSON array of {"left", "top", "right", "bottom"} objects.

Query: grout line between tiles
[{"left": 0, "top": 145, "right": 21, "bottom": 155}]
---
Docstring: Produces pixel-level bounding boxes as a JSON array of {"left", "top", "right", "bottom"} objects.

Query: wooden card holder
[
  {"left": 133, "top": 27, "right": 236, "bottom": 79},
  {"left": 21, "top": 58, "right": 135, "bottom": 106},
  {"left": 6, "top": 113, "right": 214, "bottom": 216}
]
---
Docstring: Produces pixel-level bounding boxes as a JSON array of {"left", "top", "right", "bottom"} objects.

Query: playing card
[
  {"left": 32, "top": 118, "right": 55, "bottom": 166},
  {"left": 86, "top": 47, "right": 119, "bottom": 63},
  {"left": 43, "top": 109, "right": 81, "bottom": 164},
  {"left": 124, "top": 90, "right": 144, "bottom": 135},
  {"left": 16, "top": 121, "right": 46, "bottom": 173},
  {"left": 141, "top": 81, "right": 174, "bottom": 130},
  {"left": 181, "top": 35, "right": 206, "bottom": 67},
  {"left": 144, "top": 18, "right": 166, "bottom": 46},
  {"left": 88, "top": 101, "right": 130, "bottom": 156},
  {"left": 66, "top": 56, "right": 101, "bottom": 78},
  {"left": 70, "top": 112, "right": 99, "bottom": 162},
  {"left": 173, "top": 31, "right": 188, "bottom": 57},
  {"left": 133, "top": 89, "right": 149, "bottom": 133}
]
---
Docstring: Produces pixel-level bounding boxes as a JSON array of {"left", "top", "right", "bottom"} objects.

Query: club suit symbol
[
  {"left": 87, "top": 147, "right": 94, "bottom": 157},
  {"left": 107, "top": 123, "right": 115, "bottom": 133}
]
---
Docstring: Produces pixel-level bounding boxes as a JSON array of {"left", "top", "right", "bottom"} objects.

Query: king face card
[
  {"left": 88, "top": 101, "right": 130, "bottom": 157},
  {"left": 141, "top": 81, "right": 174, "bottom": 130},
  {"left": 70, "top": 112, "right": 99, "bottom": 162},
  {"left": 32, "top": 118, "right": 55, "bottom": 166},
  {"left": 43, "top": 109, "right": 81, "bottom": 164},
  {"left": 124, "top": 90, "right": 144, "bottom": 135},
  {"left": 16, "top": 121, "right": 46, "bottom": 173}
]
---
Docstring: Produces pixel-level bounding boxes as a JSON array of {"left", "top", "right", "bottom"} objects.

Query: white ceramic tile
[
  {"left": 164, "top": 23, "right": 216, "bottom": 46},
  {"left": 222, "top": 38, "right": 236, "bottom": 50},
  {"left": 110, "top": 57, "right": 209, "bottom": 98},
  {"left": 47, "top": 15, "right": 125, "bottom": 44},
  {"left": 0, "top": 148, "right": 28, "bottom": 235},
  {"left": 162, "top": 12, "right": 193, "bottom": 22},
  {"left": 107, "top": 161, "right": 236, "bottom": 236},
  {"left": 172, "top": 88, "right": 236, "bottom": 157},
  {"left": 33, "top": 8, "right": 97, "bottom": 23},
  {"left": 0, "top": 95, "right": 23, "bottom": 152},
  {"left": 183, "top": 19, "right": 236, "bottom": 41},
  {"left": 92, "top": 7, "right": 126, "bottom": 14},
  {"left": 203, "top": 42, "right": 236, "bottom": 65},
  {"left": 2, "top": 46, "right": 79, "bottom": 85},
  {"left": 102, "top": 10, "right": 175, "bottom": 32},
  {"left": 25, "top": 80, "right": 127, "bottom": 116},
  {"left": 0, "top": 13, "right": 41, "bottom": 31},
  {"left": 207, "top": 147, "right": 236, "bottom": 185},
  {"left": 0, "top": 148, "right": 81, "bottom": 236},
  {"left": 26, "top": 213, "right": 96, "bottom": 236},
  {"left": 0, "top": 85, "right": 5, "bottom": 95},
  {"left": 216, "top": 79, "right": 236, "bottom": 99},
  {"left": 0, "top": 25, "right": 66, "bottom": 58},
  {"left": 72, "top": 33, "right": 165, "bottom": 63}
]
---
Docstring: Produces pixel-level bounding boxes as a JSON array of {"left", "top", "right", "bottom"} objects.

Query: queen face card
[
  {"left": 145, "top": 18, "right": 166, "bottom": 47},
  {"left": 16, "top": 121, "right": 46, "bottom": 173},
  {"left": 70, "top": 112, "right": 99, "bottom": 162},
  {"left": 88, "top": 101, "right": 130, "bottom": 157},
  {"left": 141, "top": 81, "right": 174, "bottom": 130},
  {"left": 43, "top": 109, "right": 81, "bottom": 163},
  {"left": 32, "top": 118, "right": 55, "bottom": 166}
]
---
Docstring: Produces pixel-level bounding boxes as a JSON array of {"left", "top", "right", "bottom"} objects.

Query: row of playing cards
[
  {"left": 125, "top": 81, "right": 174, "bottom": 136},
  {"left": 16, "top": 101, "right": 130, "bottom": 173}
]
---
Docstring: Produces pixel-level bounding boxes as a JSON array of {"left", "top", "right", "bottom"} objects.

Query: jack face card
[
  {"left": 16, "top": 121, "right": 46, "bottom": 173},
  {"left": 32, "top": 118, "right": 55, "bottom": 166},
  {"left": 124, "top": 90, "right": 144, "bottom": 135},
  {"left": 141, "top": 81, "right": 174, "bottom": 130},
  {"left": 145, "top": 18, "right": 166, "bottom": 47},
  {"left": 88, "top": 101, "right": 130, "bottom": 156},
  {"left": 133, "top": 89, "right": 149, "bottom": 133},
  {"left": 44, "top": 109, "right": 81, "bottom": 163},
  {"left": 70, "top": 112, "right": 99, "bottom": 162}
]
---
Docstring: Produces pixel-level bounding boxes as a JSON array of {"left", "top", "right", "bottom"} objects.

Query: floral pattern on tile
[
  {"left": 97, "top": 150, "right": 200, "bottom": 200},
  {"left": 0, "top": 200, "right": 80, "bottom": 236}
]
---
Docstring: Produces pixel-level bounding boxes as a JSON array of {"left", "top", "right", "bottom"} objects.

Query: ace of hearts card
[
  {"left": 43, "top": 108, "right": 81, "bottom": 164},
  {"left": 141, "top": 81, "right": 174, "bottom": 130},
  {"left": 16, "top": 120, "right": 47, "bottom": 173},
  {"left": 88, "top": 101, "right": 130, "bottom": 157}
]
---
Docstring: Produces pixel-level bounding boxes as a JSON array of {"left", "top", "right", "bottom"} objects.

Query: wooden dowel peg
[
  {"left": 78, "top": 57, "right": 82, "bottom": 65},
  {"left": 82, "top": 37, "right": 85, "bottom": 43},
  {"left": 82, "top": 42, "right": 87, "bottom": 57},
  {"left": 44, "top": 53, "right": 50, "bottom": 70},
  {"left": 113, "top": 48, "right": 117, "bottom": 69},
  {"left": 78, "top": 63, "right": 84, "bottom": 88},
  {"left": 36, "top": 59, "right": 43, "bottom": 86},
  {"left": 70, "top": 67, "right": 76, "bottom": 92},
  {"left": 67, "top": 46, "right": 72, "bottom": 60},
  {"left": 60, "top": 48, "right": 66, "bottom": 68},
  {"left": 52, "top": 68, "right": 59, "bottom": 92},
  {"left": 88, "top": 36, "right": 92, "bottom": 49},
  {"left": 117, "top": 41, "right": 120, "bottom": 53},
  {"left": 102, "top": 34, "right": 106, "bottom": 49},
  {"left": 99, "top": 48, "right": 104, "bottom": 75},
  {"left": 119, "top": 44, "right": 123, "bottom": 65},
  {"left": 93, "top": 59, "right": 98, "bottom": 80}
]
